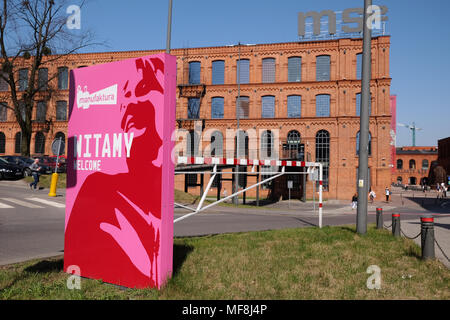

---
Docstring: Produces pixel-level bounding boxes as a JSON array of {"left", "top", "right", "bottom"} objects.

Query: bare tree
[{"left": 0, "top": 0, "right": 97, "bottom": 156}]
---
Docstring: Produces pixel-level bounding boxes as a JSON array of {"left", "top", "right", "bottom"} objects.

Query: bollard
[
  {"left": 421, "top": 215, "right": 435, "bottom": 260},
  {"left": 376, "top": 208, "right": 383, "bottom": 229},
  {"left": 392, "top": 213, "right": 400, "bottom": 237},
  {"left": 48, "top": 173, "right": 59, "bottom": 197}
]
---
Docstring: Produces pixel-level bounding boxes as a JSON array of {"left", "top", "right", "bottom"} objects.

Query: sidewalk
[{"left": 384, "top": 215, "right": 450, "bottom": 268}]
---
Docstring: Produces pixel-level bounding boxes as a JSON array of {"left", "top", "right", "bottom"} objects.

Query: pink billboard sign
[{"left": 64, "top": 53, "right": 176, "bottom": 289}]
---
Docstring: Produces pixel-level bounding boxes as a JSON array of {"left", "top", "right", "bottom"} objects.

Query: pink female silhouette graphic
[{"left": 64, "top": 54, "right": 176, "bottom": 289}]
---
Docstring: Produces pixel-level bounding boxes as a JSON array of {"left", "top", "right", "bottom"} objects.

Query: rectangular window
[
  {"left": 236, "top": 96, "right": 249, "bottom": 119},
  {"left": 0, "top": 72, "right": 8, "bottom": 91},
  {"left": 316, "top": 55, "right": 330, "bottom": 81},
  {"left": 316, "top": 94, "right": 330, "bottom": 117},
  {"left": 261, "top": 96, "right": 275, "bottom": 118},
  {"left": 188, "top": 98, "right": 200, "bottom": 119},
  {"left": 237, "top": 59, "right": 250, "bottom": 84},
  {"left": 56, "top": 101, "right": 67, "bottom": 121},
  {"left": 18, "top": 69, "right": 28, "bottom": 91},
  {"left": 38, "top": 68, "right": 48, "bottom": 91},
  {"left": 287, "top": 95, "right": 301, "bottom": 118},
  {"left": 356, "top": 53, "right": 362, "bottom": 80},
  {"left": 36, "top": 101, "right": 47, "bottom": 122},
  {"left": 58, "top": 67, "right": 69, "bottom": 90},
  {"left": 288, "top": 57, "right": 301, "bottom": 82},
  {"left": 262, "top": 58, "right": 275, "bottom": 83},
  {"left": 0, "top": 102, "right": 7, "bottom": 121},
  {"left": 189, "top": 62, "right": 201, "bottom": 85},
  {"left": 211, "top": 60, "right": 224, "bottom": 85},
  {"left": 211, "top": 97, "right": 224, "bottom": 119}
]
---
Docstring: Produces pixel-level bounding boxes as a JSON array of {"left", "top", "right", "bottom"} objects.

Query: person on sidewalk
[
  {"left": 29, "top": 158, "right": 41, "bottom": 190},
  {"left": 351, "top": 193, "right": 358, "bottom": 209},
  {"left": 385, "top": 187, "right": 390, "bottom": 202},
  {"left": 369, "top": 189, "right": 376, "bottom": 204}
]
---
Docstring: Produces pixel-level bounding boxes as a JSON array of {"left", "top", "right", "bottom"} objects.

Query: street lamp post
[
  {"left": 233, "top": 42, "right": 241, "bottom": 206},
  {"left": 356, "top": 0, "right": 372, "bottom": 235}
]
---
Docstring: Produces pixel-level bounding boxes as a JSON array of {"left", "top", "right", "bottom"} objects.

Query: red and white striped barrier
[
  {"left": 177, "top": 156, "right": 319, "bottom": 168},
  {"left": 176, "top": 156, "right": 324, "bottom": 228}
]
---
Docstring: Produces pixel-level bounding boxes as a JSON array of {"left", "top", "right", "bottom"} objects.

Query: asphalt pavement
[{"left": 1, "top": 180, "right": 449, "bottom": 267}]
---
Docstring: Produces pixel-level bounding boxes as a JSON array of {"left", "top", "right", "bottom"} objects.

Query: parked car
[
  {"left": 19, "top": 156, "right": 53, "bottom": 175},
  {"left": 0, "top": 157, "right": 24, "bottom": 179},
  {"left": 34, "top": 155, "right": 65, "bottom": 173},
  {"left": 0, "top": 155, "right": 33, "bottom": 176}
]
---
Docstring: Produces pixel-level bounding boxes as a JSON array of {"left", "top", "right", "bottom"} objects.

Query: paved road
[
  {"left": 0, "top": 179, "right": 65, "bottom": 265},
  {"left": 1, "top": 180, "right": 449, "bottom": 267}
]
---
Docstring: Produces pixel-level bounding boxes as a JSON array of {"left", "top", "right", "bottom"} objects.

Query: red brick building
[
  {"left": 393, "top": 146, "right": 438, "bottom": 186},
  {"left": 0, "top": 36, "right": 392, "bottom": 200}
]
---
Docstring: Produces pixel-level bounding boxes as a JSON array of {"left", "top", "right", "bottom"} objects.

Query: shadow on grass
[
  {"left": 173, "top": 244, "right": 194, "bottom": 276},
  {"left": 24, "top": 259, "right": 64, "bottom": 273}
]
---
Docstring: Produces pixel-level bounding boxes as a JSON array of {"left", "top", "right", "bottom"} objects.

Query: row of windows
[
  {"left": 0, "top": 101, "right": 67, "bottom": 122},
  {"left": 188, "top": 53, "right": 362, "bottom": 85},
  {"left": 397, "top": 159, "right": 430, "bottom": 170},
  {"left": 0, "top": 67, "right": 69, "bottom": 92},
  {"left": 0, "top": 131, "right": 65, "bottom": 154},
  {"left": 189, "top": 93, "right": 371, "bottom": 119}
]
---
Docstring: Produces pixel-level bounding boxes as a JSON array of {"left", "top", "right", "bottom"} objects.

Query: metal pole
[
  {"left": 166, "top": 0, "right": 173, "bottom": 54},
  {"left": 55, "top": 137, "right": 62, "bottom": 174},
  {"left": 234, "top": 42, "right": 241, "bottom": 205},
  {"left": 376, "top": 207, "right": 383, "bottom": 229},
  {"left": 356, "top": 0, "right": 372, "bottom": 235},
  {"left": 421, "top": 215, "right": 435, "bottom": 260},
  {"left": 392, "top": 213, "right": 400, "bottom": 237}
]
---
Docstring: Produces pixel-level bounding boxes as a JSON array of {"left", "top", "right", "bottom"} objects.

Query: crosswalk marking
[
  {"left": 25, "top": 198, "right": 65, "bottom": 208},
  {"left": 0, "top": 202, "right": 14, "bottom": 209},
  {"left": 0, "top": 198, "right": 44, "bottom": 208}
]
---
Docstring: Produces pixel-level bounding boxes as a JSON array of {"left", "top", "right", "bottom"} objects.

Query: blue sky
[{"left": 78, "top": 0, "right": 450, "bottom": 147}]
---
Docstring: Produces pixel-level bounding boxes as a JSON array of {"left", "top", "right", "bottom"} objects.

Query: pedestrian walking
[
  {"left": 29, "top": 158, "right": 41, "bottom": 190},
  {"left": 442, "top": 183, "right": 447, "bottom": 198},
  {"left": 351, "top": 193, "right": 358, "bottom": 209},
  {"left": 385, "top": 187, "right": 390, "bottom": 202},
  {"left": 369, "top": 189, "right": 376, "bottom": 204}
]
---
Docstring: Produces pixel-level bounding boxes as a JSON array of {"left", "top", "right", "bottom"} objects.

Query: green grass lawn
[{"left": 1, "top": 224, "right": 448, "bottom": 300}]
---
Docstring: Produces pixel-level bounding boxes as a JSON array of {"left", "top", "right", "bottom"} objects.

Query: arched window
[
  {"left": 422, "top": 159, "right": 429, "bottom": 170},
  {"left": 188, "top": 61, "right": 201, "bottom": 84},
  {"left": 188, "top": 98, "right": 200, "bottom": 119},
  {"left": 261, "top": 130, "right": 274, "bottom": 159},
  {"left": 236, "top": 96, "right": 249, "bottom": 119},
  {"left": 35, "top": 131, "right": 45, "bottom": 154},
  {"left": 409, "top": 177, "right": 417, "bottom": 185},
  {"left": 261, "top": 95, "right": 275, "bottom": 118},
  {"left": 235, "top": 130, "right": 249, "bottom": 158},
  {"left": 210, "top": 131, "right": 223, "bottom": 157},
  {"left": 237, "top": 59, "right": 250, "bottom": 84},
  {"left": 55, "top": 132, "right": 65, "bottom": 155},
  {"left": 409, "top": 159, "right": 416, "bottom": 169},
  {"left": 187, "top": 130, "right": 200, "bottom": 157},
  {"left": 211, "top": 60, "right": 225, "bottom": 85},
  {"left": 316, "top": 55, "right": 330, "bottom": 81},
  {"left": 288, "top": 57, "right": 301, "bottom": 82},
  {"left": 356, "top": 131, "right": 372, "bottom": 156},
  {"left": 58, "top": 67, "right": 69, "bottom": 90},
  {"left": 286, "top": 130, "right": 301, "bottom": 159},
  {"left": 211, "top": 97, "right": 224, "bottom": 119},
  {"left": 316, "top": 94, "right": 330, "bottom": 117},
  {"left": 397, "top": 176, "right": 402, "bottom": 183},
  {"left": 0, "top": 131, "right": 5, "bottom": 153},
  {"left": 356, "top": 92, "right": 372, "bottom": 116},
  {"left": 397, "top": 159, "right": 403, "bottom": 169},
  {"left": 14, "top": 132, "right": 22, "bottom": 154},
  {"left": 315, "top": 130, "right": 330, "bottom": 189},
  {"left": 262, "top": 58, "right": 275, "bottom": 83},
  {"left": 287, "top": 95, "right": 301, "bottom": 118}
]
